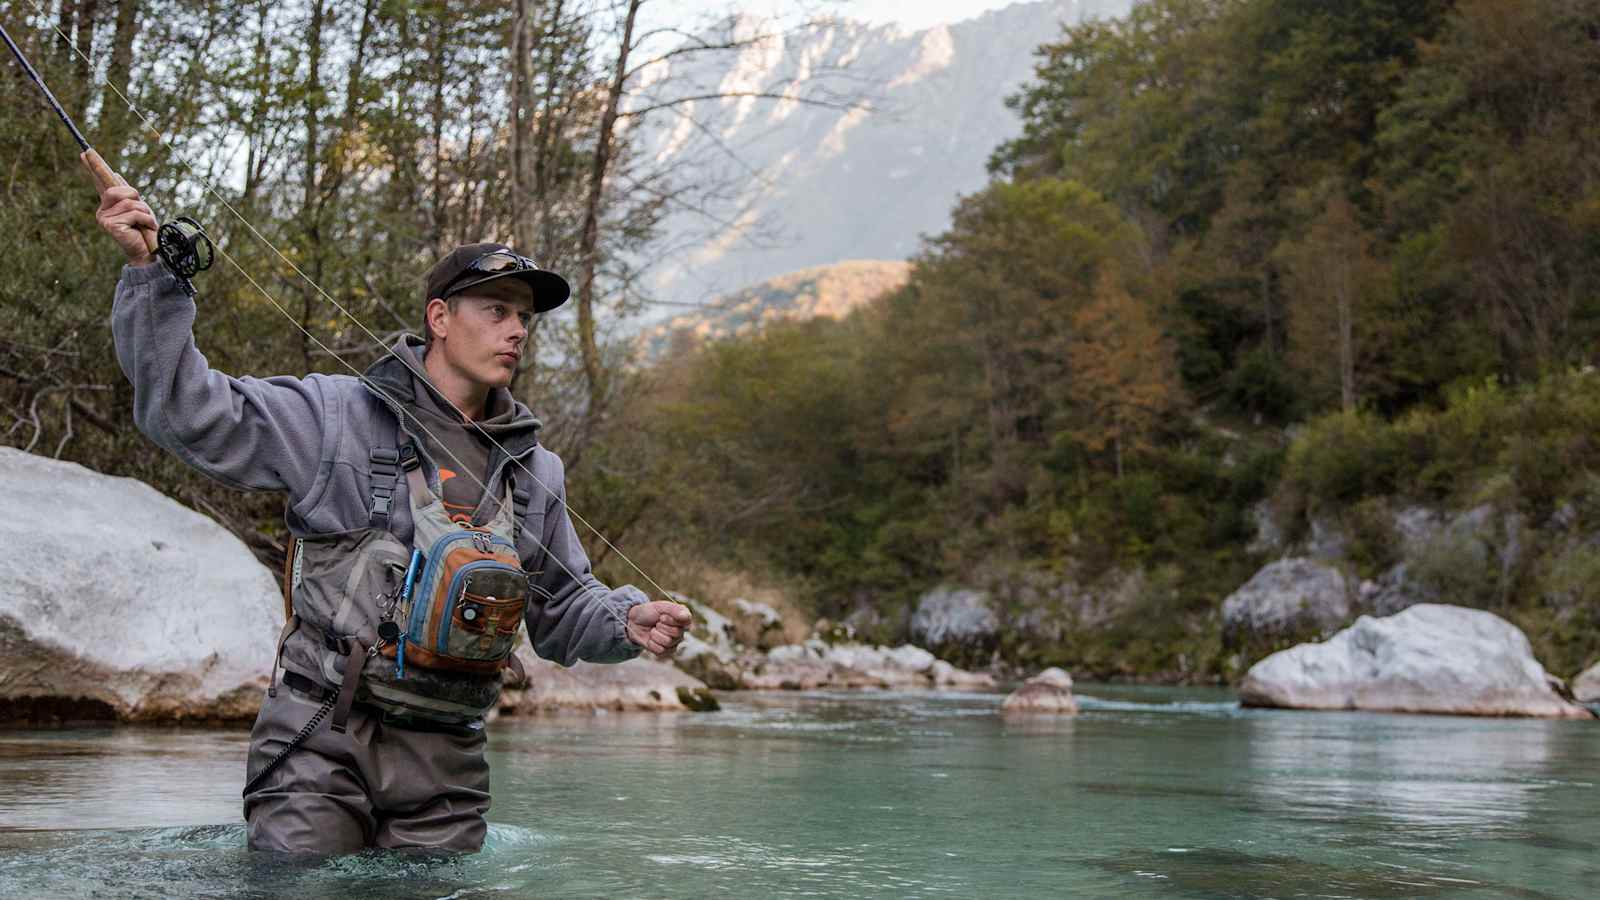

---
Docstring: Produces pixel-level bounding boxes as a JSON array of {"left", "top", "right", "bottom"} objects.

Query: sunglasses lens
[{"left": 472, "top": 252, "right": 525, "bottom": 274}]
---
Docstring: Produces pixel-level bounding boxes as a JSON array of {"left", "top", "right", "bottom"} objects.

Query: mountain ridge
[{"left": 628, "top": 0, "right": 1133, "bottom": 318}]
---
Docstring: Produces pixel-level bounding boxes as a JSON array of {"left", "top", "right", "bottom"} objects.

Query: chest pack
[{"left": 278, "top": 445, "right": 538, "bottom": 729}]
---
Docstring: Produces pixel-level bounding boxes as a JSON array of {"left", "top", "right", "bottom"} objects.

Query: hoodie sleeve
[
  {"left": 111, "top": 262, "right": 333, "bottom": 502},
  {"left": 523, "top": 454, "right": 647, "bottom": 665}
]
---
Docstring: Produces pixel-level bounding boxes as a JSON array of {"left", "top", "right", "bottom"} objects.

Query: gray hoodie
[{"left": 110, "top": 262, "right": 644, "bottom": 671}]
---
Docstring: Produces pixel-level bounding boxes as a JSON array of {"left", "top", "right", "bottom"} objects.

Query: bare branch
[
  {"left": 69, "top": 397, "right": 119, "bottom": 435},
  {"left": 53, "top": 397, "right": 74, "bottom": 459}
]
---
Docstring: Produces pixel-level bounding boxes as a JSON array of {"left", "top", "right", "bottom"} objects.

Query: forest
[{"left": 4, "top": 0, "right": 1599, "bottom": 681}]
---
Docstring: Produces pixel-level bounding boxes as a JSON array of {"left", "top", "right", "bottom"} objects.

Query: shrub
[
  {"left": 1282, "top": 410, "right": 1408, "bottom": 509},
  {"left": 1344, "top": 497, "right": 1401, "bottom": 578}
]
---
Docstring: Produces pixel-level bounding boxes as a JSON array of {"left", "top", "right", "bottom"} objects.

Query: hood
[{"left": 363, "top": 335, "right": 543, "bottom": 460}]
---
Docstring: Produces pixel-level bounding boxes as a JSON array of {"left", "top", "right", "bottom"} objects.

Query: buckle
[{"left": 323, "top": 632, "right": 351, "bottom": 655}]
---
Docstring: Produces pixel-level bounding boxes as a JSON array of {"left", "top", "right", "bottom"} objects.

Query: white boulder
[
  {"left": 1240, "top": 603, "right": 1593, "bottom": 718},
  {"left": 1573, "top": 661, "right": 1600, "bottom": 704},
  {"left": 1000, "top": 667, "right": 1078, "bottom": 714},
  {"left": 1222, "top": 558, "right": 1351, "bottom": 643},
  {"left": 0, "top": 448, "right": 281, "bottom": 723}
]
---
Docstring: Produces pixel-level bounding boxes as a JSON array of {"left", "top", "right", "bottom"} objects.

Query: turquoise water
[{"left": 1, "top": 686, "right": 1596, "bottom": 898}]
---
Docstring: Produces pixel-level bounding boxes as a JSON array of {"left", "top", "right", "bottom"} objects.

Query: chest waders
[{"left": 246, "top": 446, "right": 534, "bottom": 797}]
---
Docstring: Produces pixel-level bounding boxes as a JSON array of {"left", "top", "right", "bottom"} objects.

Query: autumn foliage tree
[{"left": 1069, "top": 272, "right": 1181, "bottom": 478}]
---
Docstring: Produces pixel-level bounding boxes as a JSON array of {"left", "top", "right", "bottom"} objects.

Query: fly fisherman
[{"left": 96, "top": 183, "right": 693, "bottom": 854}]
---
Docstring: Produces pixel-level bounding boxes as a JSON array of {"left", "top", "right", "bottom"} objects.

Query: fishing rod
[
  {"left": 0, "top": 18, "right": 213, "bottom": 296},
  {"left": 9, "top": 8, "right": 687, "bottom": 617}
]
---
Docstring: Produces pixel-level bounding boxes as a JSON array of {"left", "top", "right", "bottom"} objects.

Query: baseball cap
[{"left": 423, "top": 242, "right": 571, "bottom": 313}]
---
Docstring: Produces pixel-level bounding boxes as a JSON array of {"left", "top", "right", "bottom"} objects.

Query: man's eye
[{"left": 518, "top": 312, "right": 534, "bottom": 327}]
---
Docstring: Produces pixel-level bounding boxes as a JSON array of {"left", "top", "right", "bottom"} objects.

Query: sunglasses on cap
[{"left": 443, "top": 250, "right": 545, "bottom": 299}]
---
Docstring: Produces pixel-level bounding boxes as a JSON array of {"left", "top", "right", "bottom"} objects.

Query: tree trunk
[
  {"left": 575, "top": 0, "right": 641, "bottom": 417},
  {"left": 533, "top": 0, "right": 569, "bottom": 257},
  {"left": 1336, "top": 256, "right": 1355, "bottom": 413},
  {"left": 241, "top": 1, "right": 271, "bottom": 203},
  {"left": 56, "top": 1, "right": 76, "bottom": 66},
  {"left": 1260, "top": 268, "right": 1274, "bottom": 359},
  {"left": 299, "top": 0, "right": 327, "bottom": 372},
  {"left": 428, "top": 11, "right": 448, "bottom": 249},
  {"left": 100, "top": 0, "right": 140, "bottom": 156},
  {"left": 73, "top": 0, "right": 98, "bottom": 86},
  {"left": 510, "top": 0, "right": 537, "bottom": 254}
]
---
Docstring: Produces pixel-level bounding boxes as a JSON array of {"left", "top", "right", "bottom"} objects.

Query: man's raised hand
[
  {"left": 96, "top": 184, "right": 158, "bottom": 266},
  {"left": 625, "top": 600, "right": 694, "bottom": 656}
]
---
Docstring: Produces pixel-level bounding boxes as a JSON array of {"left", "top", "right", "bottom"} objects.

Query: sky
[{"left": 667, "top": 0, "right": 1030, "bottom": 33}]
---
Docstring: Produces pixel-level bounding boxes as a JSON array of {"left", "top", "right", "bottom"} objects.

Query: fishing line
[{"left": 24, "top": 3, "right": 683, "bottom": 612}]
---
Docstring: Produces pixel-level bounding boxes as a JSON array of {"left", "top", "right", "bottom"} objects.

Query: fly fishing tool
[{"left": 1, "top": 19, "right": 213, "bottom": 296}]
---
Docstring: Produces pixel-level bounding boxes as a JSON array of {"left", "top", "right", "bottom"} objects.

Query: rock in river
[
  {"left": 1000, "top": 668, "right": 1078, "bottom": 715},
  {"left": 1240, "top": 603, "right": 1594, "bottom": 718},
  {"left": 0, "top": 448, "right": 280, "bottom": 724}
]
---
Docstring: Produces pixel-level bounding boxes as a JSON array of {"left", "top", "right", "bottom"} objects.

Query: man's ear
[{"left": 425, "top": 297, "right": 448, "bottom": 341}]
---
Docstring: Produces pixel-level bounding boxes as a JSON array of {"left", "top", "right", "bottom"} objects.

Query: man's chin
[{"left": 484, "top": 365, "right": 515, "bottom": 389}]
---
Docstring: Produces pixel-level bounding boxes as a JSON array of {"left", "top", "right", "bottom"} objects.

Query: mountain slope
[
  {"left": 642, "top": 259, "right": 911, "bottom": 358},
  {"left": 628, "top": 1, "right": 1131, "bottom": 313}
]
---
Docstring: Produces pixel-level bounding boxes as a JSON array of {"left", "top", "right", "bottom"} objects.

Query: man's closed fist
[{"left": 625, "top": 600, "right": 693, "bottom": 656}]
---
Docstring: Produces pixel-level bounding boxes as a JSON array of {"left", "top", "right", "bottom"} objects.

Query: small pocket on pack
[{"left": 453, "top": 592, "right": 527, "bottom": 635}]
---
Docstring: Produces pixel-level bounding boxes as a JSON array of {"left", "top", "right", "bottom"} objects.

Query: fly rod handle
[{"left": 80, "top": 149, "right": 159, "bottom": 255}]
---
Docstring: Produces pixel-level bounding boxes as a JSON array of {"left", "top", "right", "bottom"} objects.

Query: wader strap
[
  {"left": 266, "top": 613, "right": 301, "bottom": 699},
  {"left": 368, "top": 448, "right": 402, "bottom": 528},
  {"left": 279, "top": 537, "right": 298, "bottom": 622},
  {"left": 330, "top": 639, "right": 370, "bottom": 734}
]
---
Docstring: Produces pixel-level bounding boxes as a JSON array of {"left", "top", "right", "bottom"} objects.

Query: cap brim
[{"left": 446, "top": 269, "right": 571, "bottom": 313}]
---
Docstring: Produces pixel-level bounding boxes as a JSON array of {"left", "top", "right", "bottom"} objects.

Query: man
[{"left": 96, "top": 183, "right": 691, "bottom": 853}]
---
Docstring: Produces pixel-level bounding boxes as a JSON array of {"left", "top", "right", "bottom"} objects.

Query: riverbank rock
[
  {"left": 1000, "top": 668, "right": 1078, "bottom": 714},
  {"left": 1222, "top": 558, "right": 1351, "bottom": 646},
  {"left": 670, "top": 594, "right": 746, "bottom": 690},
  {"left": 0, "top": 449, "right": 280, "bottom": 724},
  {"left": 743, "top": 639, "right": 998, "bottom": 691},
  {"left": 497, "top": 649, "right": 718, "bottom": 714},
  {"left": 1239, "top": 604, "right": 1594, "bottom": 718},
  {"left": 910, "top": 586, "right": 999, "bottom": 658},
  {"left": 732, "top": 598, "right": 788, "bottom": 649},
  {"left": 666, "top": 592, "right": 996, "bottom": 691},
  {"left": 1573, "top": 661, "right": 1600, "bottom": 704}
]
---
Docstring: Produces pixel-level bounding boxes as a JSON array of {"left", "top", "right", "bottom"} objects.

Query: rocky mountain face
[
  {"left": 628, "top": 0, "right": 1131, "bottom": 314},
  {"left": 640, "top": 259, "right": 909, "bottom": 357}
]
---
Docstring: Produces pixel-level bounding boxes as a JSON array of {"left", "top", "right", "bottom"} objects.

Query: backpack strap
[
  {"left": 369, "top": 443, "right": 418, "bottom": 529},
  {"left": 368, "top": 447, "right": 402, "bottom": 528}
]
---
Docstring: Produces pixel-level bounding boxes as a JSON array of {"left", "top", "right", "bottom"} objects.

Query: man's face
[{"left": 426, "top": 279, "right": 536, "bottom": 389}]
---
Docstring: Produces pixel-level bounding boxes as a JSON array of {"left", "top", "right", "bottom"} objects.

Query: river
[{"left": 1, "top": 686, "right": 1595, "bottom": 898}]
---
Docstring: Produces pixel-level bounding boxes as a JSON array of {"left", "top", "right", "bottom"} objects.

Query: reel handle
[{"left": 80, "top": 148, "right": 158, "bottom": 256}]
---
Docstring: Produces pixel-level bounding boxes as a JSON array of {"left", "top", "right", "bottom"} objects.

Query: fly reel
[{"left": 156, "top": 216, "right": 214, "bottom": 297}]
